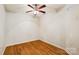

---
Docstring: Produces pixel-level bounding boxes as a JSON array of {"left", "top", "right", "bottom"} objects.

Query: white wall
[
  {"left": 5, "top": 13, "right": 39, "bottom": 46},
  {"left": 40, "top": 12, "right": 66, "bottom": 47},
  {"left": 0, "top": 5, "right": 5, "bottom": 54},
  {"left": 64, "top": 5, "right": 79, "bottom": 54}
]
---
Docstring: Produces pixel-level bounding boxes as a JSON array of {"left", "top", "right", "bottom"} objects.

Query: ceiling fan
[{"left": 26, "top": 4, "right": 46, "bottom": 15}]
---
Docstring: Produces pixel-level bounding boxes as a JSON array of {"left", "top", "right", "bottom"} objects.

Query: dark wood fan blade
[
  {"left": 39, "top": 10, "right": 46, "bottom": 14},
  {"left": 26, "top": 10, "right": 33, "bottom": 13},
  {"left": 27, "top": 4, "right": 34, "bottom": 9},
  {"left": 39, "top": 5, "right": 46, "bottom": 9}
]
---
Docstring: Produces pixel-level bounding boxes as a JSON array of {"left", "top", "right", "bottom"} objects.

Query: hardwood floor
[{"left": 3, "top": 40, "right": 69, "bottom": 55}]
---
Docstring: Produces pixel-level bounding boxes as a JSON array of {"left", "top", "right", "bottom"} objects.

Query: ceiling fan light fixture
[
  {"left": 33, "top": 11, "right": 39, "bottom": 15},
  {"left": 26, "top": 4, "right": 46, "bottom": 16}
]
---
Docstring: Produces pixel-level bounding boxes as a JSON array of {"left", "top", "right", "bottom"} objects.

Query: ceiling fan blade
[
  {"left": 26, "top": 10, "right": 33, "bottom": 13},
  {"left": 27, "top": 4, "right": 34, "bottom": 9},
  {"left": 39, "top": 10, "right": 46, "bottom": 14},
  {"left": 38, "top": 5, "right": 46, "bottom": 9}
]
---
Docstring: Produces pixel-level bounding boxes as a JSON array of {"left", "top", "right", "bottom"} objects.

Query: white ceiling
[{"left": 4, "top": 4, "right": 65, "bottom": 13}]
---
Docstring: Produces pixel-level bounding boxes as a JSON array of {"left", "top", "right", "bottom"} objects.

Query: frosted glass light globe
[{"left": 33, "top": 11, "right": 39, "bottom": 15}]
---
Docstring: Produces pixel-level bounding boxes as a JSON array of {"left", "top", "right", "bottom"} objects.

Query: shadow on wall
[{"left": 0, "top": 5, "right": 6, "bottom": 54}]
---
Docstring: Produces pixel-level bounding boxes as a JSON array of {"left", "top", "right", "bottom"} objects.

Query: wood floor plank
[{"left": 3, "top": 40, "right": 69, "bottom": 55}]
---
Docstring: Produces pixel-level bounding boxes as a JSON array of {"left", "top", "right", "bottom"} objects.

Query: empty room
[{"left": 0, "top": 4, "right": 79, "bottom": 55}]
